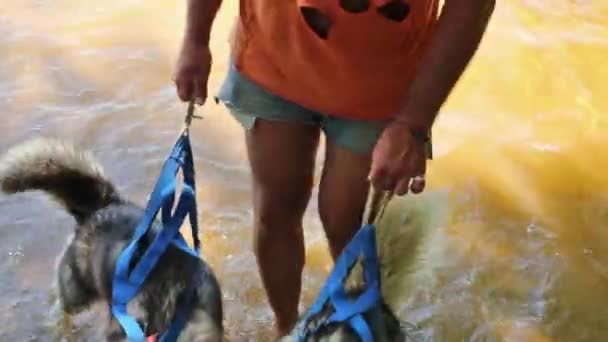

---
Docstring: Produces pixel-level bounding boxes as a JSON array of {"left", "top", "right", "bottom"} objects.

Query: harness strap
[
  {"left": 297, "top": 224, "right": 380, "bottom": 342},
  {"left": 111, "top": 131, "right": 201, "bottom": 341},
  {"left": 158, "top": 261, "right": 201, "bottom": 342},
  {"left": 297, "top": 188, "right": 392, "bottom": 342}
]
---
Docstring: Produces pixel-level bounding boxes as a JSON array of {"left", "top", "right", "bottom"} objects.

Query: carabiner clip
[{"left": 184, "top": 100, "right": 203, "bottom": 130}]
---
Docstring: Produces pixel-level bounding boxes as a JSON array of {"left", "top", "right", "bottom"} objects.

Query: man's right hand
[{"left": 173, "top": 41, "right": 212, "bottom": 105}]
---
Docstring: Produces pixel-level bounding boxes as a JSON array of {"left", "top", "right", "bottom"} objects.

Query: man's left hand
[{"left": 369, "top": 121, "right": 427, "bottom": 196}]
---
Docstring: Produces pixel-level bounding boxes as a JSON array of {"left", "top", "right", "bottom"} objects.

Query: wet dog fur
[{"left": 0, "top": 138, "right": 224, "bottom": 341}]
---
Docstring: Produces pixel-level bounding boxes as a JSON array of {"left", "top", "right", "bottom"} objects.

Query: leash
[
  {"left": 296, "top": 188, "right": 392, "bottom": 342},
  {"left": 111, "top": 100, "right": 202, "bottom": 342}
]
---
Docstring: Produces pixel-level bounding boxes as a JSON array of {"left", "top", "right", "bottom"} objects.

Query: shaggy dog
[{"left": 0, "top": 138, "right": 224, "bottom": 341}]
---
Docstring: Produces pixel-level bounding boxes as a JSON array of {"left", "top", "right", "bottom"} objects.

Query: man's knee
[
  {"left": 318, "top": 190, "right": 365, "bottom": 239},
  {"left": 318, "top": 204, "right": 362, "bottom": 255},
  {"left": 253, "top": 185, "right": 311, "bottom": 235}
]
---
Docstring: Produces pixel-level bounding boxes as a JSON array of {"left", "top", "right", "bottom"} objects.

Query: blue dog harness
[
  {"left": 296, "top": 189, "right": 394, "bottom": 342},
  {"left": 111, "top": 103, "right": 203, "bottom": 341},
  {"left": 297, "top": 223, "right": 381, "bottom": 342}
]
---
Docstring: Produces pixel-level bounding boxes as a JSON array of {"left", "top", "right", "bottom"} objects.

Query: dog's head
[
  {"left": 280, "top": 301, "right": 404, "bottom": 342},
  {"left": 280, "top": 256, "right": 404, "bottom": 342}
]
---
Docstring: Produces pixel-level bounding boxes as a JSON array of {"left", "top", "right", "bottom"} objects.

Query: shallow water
[{"left": 1, "top": 1, "right": 607, "bottom": 341}]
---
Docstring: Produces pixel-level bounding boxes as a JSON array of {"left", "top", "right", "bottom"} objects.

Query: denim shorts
[{"left": 215, "top": 63, "right": 389, "bottom": 155}]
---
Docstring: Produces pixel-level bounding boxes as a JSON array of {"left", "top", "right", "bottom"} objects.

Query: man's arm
[
  {"left": 395, "top": 0, "right": 496, "bottom": 137},
  {"left": 175, "top": 0, "right": 223, "bottom": 103},
  {"left": 183, "top": 0, "right": 223, "bottom": 46}
]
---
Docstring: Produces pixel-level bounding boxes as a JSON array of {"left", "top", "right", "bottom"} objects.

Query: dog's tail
[
  {"left": 0, "top": 137, "right": 122, "bottom": 223},
  {"left": 343, "top": 191, "right": 449, "bottom": 307},
  {"left": 374, "top": 191, "right": 449, "bottom": 308}
]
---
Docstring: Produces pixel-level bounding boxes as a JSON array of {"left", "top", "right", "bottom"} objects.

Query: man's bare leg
[
  {"left": 245, "top": 119, "right": 320, "bottom": 336},
  {"left": 318, "top": 141, "right": 372, "bottom": 260}
]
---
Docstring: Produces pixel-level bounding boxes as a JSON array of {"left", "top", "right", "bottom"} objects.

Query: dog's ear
[{"left": 342, "top": 255, "right": 367, "bottom": 295}]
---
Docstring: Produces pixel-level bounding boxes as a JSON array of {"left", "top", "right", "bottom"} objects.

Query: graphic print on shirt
[{"left": 300, "top": 0, "right": 412, "bottom": 39}]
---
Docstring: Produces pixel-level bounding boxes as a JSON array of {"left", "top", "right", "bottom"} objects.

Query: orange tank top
[{"left": 231, "top": 0, "right": 439, "bottom": 120}]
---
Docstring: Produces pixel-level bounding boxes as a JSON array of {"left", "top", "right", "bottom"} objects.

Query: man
[{"left": 173, "top": 0, "right": 495, "bottom": 337}]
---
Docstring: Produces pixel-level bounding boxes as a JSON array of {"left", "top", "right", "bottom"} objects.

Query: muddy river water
[{"left": 1, "top": 1, "right": 607, "bottom": 341}]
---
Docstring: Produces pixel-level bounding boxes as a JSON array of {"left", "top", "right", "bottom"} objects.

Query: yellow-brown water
[{"left": 1, "top": 1, "right": 607, "bottom": 341}]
